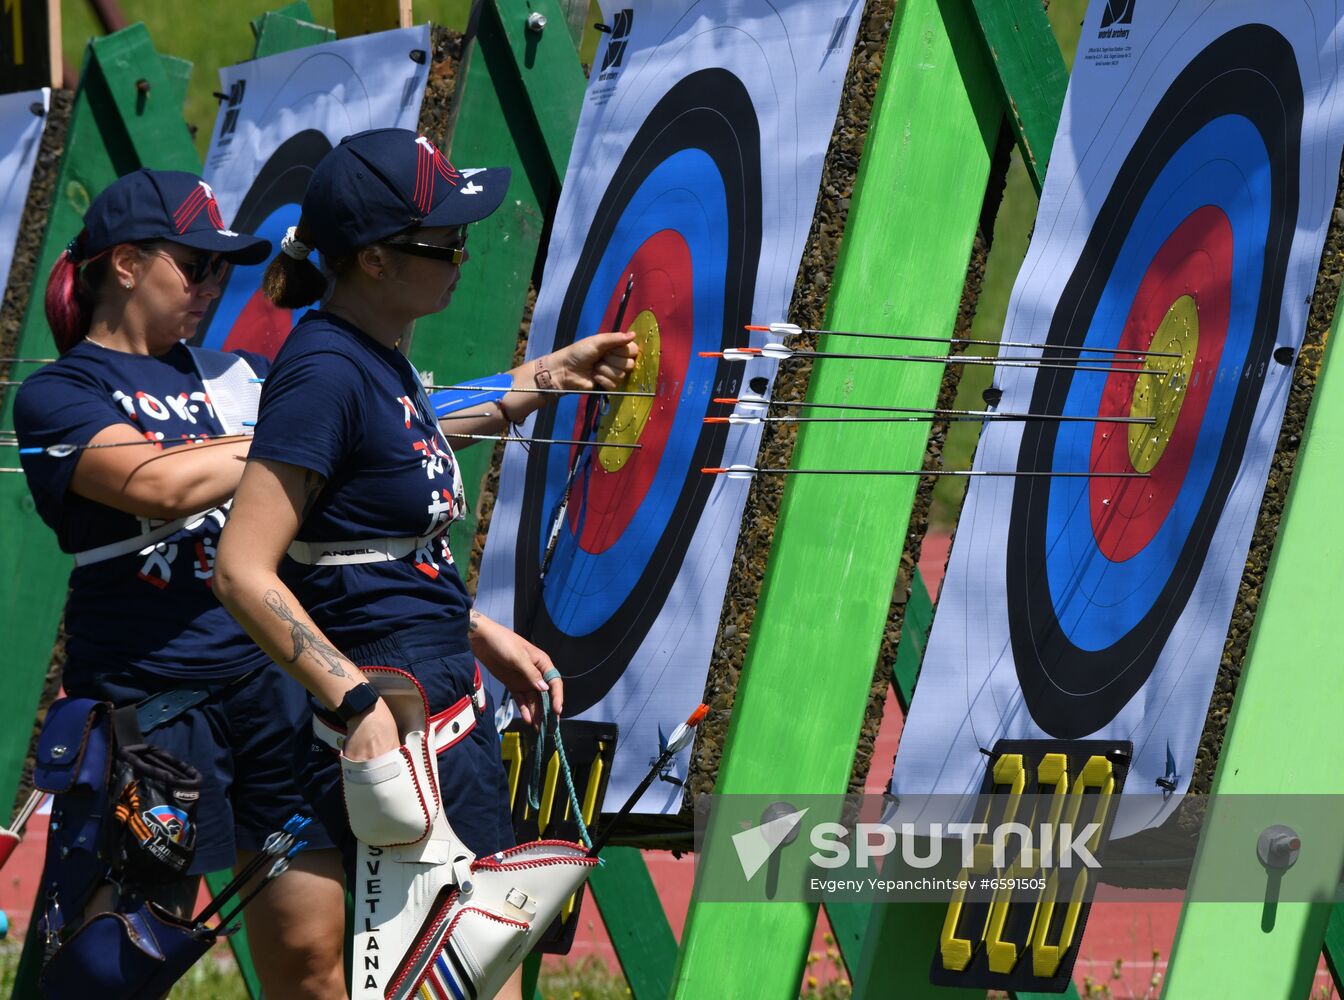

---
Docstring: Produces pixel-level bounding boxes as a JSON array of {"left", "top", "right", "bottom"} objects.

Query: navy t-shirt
[
  {"left": 248, "top": 311, "right": 470, "bottom": 650},
  {"left": 13, "top": 340, "right": 273, "bottom": 684}
]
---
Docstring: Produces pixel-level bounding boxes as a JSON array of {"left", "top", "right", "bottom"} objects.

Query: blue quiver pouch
[
  {"left": 34, "top": 697, "right": 112, "bottom": 794},
  {"left": 39, "top": 901, "right": 214, "bottom": 999},
  {"left": 33, "top": 698, "right": 115, "bottom": 940}
]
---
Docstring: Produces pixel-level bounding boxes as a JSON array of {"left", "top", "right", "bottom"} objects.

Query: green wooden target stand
[{"left": 3, "top": 1, "right": 1344, "bottom": 998}]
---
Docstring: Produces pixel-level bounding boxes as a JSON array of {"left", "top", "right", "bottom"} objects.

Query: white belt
[
  {"left": 287, "top": 533, "right": 443, "bottom": 566},
  {"left": 314, "top": 694, "right": 477, "bottom": 755},
  {"left": 73, "top": 508, "right": 215, "bottom": 567}
]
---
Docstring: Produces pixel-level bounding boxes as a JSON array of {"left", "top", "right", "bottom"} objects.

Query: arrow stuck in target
[
  {"left": 702, "top": 465, "right": 1150, "bottom": 480},
  {"left": 701, "top": 344, "right": 1167, "bottom": 375},
  {"left": 711, "top": 395, "right": 1156, "bottom": 424},
  {"left": 744, "top": 322, "right": 1184, "bottom": 359}
]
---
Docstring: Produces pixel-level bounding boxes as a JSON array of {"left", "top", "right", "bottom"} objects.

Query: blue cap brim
[
  {"left": 169, "top": 230, "right": 272, "bottom": 265},
  {"left": 420, "top": 167, "right": 512, "bottom": 228}
]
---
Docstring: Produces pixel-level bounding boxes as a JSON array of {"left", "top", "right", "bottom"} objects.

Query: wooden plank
[
  {"left": 332, "top": 0, "right": 412, "bottom": 38},
  {"left": 1162, "top": 303, "right": 1344, "bottom": 996},
  {"left": 893, "top": 567, "right": 934, "bottom": 711},
  {"left": 966, "top": 0, "right": 1066, "bottom": 194},
  {"left": 250, "top": 10, "right": 336, "bottom": 58},
  {"left": 76, "top": 24, "right": 199, "bottom": 172},
  {"left": 481, "top": 0, "right": 587, "bottom": 185},
  {"left": 411, "top": 0, "right": 583, "bottom": 567},
  {"left": 670, "top": 0, "right": 1001, "bottom": 994},
  {"left": 1324, "top": 901, "right": 1344, "bottom": 990},
  {"left": 588, "top": 847, "right": 678, "bottom": 999}
]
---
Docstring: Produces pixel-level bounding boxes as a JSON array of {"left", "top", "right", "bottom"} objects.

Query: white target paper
[
  {"left": 196, "top": 26, "right": 430, "bottom": 353},
  {"left": 476, "top": 0, "right": 863, "bottom": 813},
  {"left": 0, "top": 88, "right": 49, "bottom": 297},
  {"left": 890, "top": 1, "right": 1344, "bottom": 837},
  {"left": 204, "top": 25, "right": 429, "bottom": 217}
]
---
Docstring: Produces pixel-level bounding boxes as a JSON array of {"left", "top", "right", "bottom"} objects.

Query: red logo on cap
[
  {"left": 174, "top": 181, "right": 226, "bottom": 233},
  {"left": 413, "top": 136, "right": 461, "bottom": 215}
]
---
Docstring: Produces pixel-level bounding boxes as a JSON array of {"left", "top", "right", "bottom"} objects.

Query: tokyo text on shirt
[{"left": 13, "top": 341, "right": 272, "bottom": 682}]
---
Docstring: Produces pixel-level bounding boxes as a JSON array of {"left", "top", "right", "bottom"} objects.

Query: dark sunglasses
[
  {"left": 149, "top": 248, "right": 230, "bottom": 285},
  {"left": 384, "top": 229, "right": 469, "bottom": 266}
]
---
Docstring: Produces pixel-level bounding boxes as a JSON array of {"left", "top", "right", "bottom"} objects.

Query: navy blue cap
[
  {"left": 301, "top": 128, "right": 511, "bottom": 258},
  {"left": 78, "top": 169, "right": 270, "bottom": 264}
]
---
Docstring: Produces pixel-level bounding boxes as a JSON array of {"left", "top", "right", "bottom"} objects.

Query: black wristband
[{"left": 335, "top": 682, "right": 380, "bottom": 724}]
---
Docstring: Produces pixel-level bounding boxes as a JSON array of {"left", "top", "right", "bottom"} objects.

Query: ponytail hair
[
  {"left": 45, "top": 230, "right": 110, "bottom": 355},
  {"left": 263, "top": 219, "right": 330, "bottom": 308}
]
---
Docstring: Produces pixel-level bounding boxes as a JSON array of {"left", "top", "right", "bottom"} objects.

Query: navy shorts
[
  {"left": 299, "top": 621, "right": 516, "bottom": 862},
  {"left": 66, "top": 663, "right": 336, "bottom": 874}
]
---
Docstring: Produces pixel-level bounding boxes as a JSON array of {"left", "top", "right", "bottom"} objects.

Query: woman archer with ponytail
[
  {"left": 214, "top": 128, "right": 638, "bottom": 999},
  {"left": 14, "top": 169, "right": 345, "bottom": 997}
]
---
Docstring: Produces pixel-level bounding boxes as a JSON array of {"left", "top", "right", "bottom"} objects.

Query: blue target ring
[
  {"left": 540, "top": 150, "right": 728, "bottom": 635},
  {"left": 1006, "top": 25, "right": 1300, "bottom": 737},
  {"left": 516, "top": 69, "right": 763, "bottom": 716},
  {"left": 1044, "top": 117, "right": 1270, "bottom": 650}
]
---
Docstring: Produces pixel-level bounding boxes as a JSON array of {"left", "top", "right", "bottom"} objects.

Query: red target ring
[
  {"left": 1088, "top": 206, "right": 1231, "bottom": 560},
  {"left": 567, "top": 230, "right": 692, "bottom": 553}
]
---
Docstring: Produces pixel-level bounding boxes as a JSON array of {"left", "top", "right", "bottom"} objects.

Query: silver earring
[{"left": 122, "top": 279, "right": 133, "bottom": 288}]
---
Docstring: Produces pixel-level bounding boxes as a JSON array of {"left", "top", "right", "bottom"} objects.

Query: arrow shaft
[
  {"left": 713, "top": 397, "right": 1154, "bottom": 424},
  {"left": 759, "top": 326, "right": 1182, "bottom": 359},
  {"left": 741, "top": 348, "right": 1164, "bottom": 375},
  {"left": 705, "top": 467, "right": 1149, "bottom": 478}
]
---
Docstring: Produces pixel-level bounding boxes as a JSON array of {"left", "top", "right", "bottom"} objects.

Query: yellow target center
[
  {"left": 1127, "top": 294, "right": 1198, "bottom": 473},
  {"left": 596, "top": 309, "right": 661, "bottom": 473}
]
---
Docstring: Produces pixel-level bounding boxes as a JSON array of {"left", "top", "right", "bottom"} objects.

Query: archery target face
[
  {"left": 194, "top": 129, "right": 332, "bottom": 356},
  {"left": 889, "top": 3, "right": 1344, "bottom": 837},
  {"left": 1006, "top": 25, "right": 1299, "bottom": 738},
  {"left": 517, "top": 69, "right": 763, "bottom": 717},
  {"left": 195, "top": 27, "right": 429, "bottom": 357}
]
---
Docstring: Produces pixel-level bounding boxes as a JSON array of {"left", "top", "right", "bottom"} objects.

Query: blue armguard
[{"left": 429, "top": 373, "right": 513, "bottom": 417}]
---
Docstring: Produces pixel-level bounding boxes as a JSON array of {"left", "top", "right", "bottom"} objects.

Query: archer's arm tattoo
[
  {"left": 469, "top": 609, "right": 482, "bottom": 633},
  {"left": 263, "top": 589, "right": 351, "bottom": 677}
]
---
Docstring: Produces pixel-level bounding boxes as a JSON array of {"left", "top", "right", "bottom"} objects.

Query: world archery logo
[
  {"left": 1098, "top": 0, "right": 1135, "bottom": 37},
  {"left": 141, "top": 804, "right": 192, "bottom": 846},
  {"left": 599, "top": 9, "right": 634, "bottom": 77}
]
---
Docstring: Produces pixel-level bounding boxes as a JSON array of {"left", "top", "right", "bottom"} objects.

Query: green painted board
[
  {"left": 1324, "top": 901, "right": 1344, "bottom": 989},
  {"left": 966, "top": 0, "right": 1067, "bottom": 194},
  {"left": 588, "top": 846, "right": 678, "bottom": 999},
  {"left": 249, "top": 10, "right": 336, "bottom": 57},
  {"left": 1162, "top": 308, "right": 1344, "bottom": 995},
  {"left": 893, "top": 567, "right": 934, "bottom": 711},
  {"left": 412, "top": 0, "right": 586, "bottom": 568},
  {"left": 670, "top": 0, "right": 1001, "bottom": 994},
  {"left": 482, "top": 0, "right": 587, "bottom": 186}
]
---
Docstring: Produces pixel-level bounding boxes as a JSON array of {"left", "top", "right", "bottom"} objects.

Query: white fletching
[
  {"left": 768, "top": 322, "right": 802, "bottom": 337},
  {"left": 724, "top": 465, "right": 757, "bottom": 480},
  {"left": 760, "top": 343, "right": 794, "bottom": 360}
]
